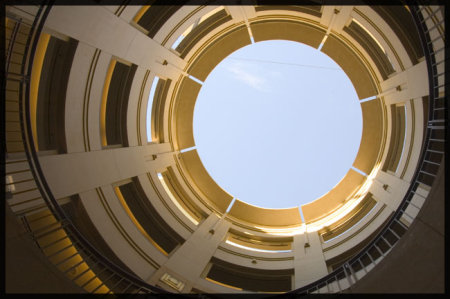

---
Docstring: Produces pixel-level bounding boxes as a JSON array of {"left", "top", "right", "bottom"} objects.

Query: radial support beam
[
  {"left": 293, "top": 231, "right": 328, "bottom": 289},
  {"left": 227, "top": 5, "right": 257, "bottom": 23},
  {"left": 38, "top": 143, "right": 174, "bottom": 199},
  {"left": 44, "top": 6, "right": 186, "bottom": 80},
  {"left": 320, "top": 6, "right": 353, "bottom": 34},
  {"left": 146, "top": 213, "right": 230, "bottom": 292},
  {"left": 370, "top": 170, "right": 410, "bottom": 213},
  {"left": 380, "top": 60, "right": 428, "bottom": 105},
  {"left": 227, "top": 6, "right": 256, "bottom": 43}
]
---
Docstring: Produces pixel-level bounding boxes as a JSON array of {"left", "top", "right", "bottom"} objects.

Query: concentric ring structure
[{"left": 5, "top": 3, "right": 446, "bottom": 294}]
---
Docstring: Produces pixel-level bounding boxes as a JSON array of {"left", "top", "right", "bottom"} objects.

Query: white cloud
[{"left": 225, "top": 62, "right": 267, "bottom": 91}]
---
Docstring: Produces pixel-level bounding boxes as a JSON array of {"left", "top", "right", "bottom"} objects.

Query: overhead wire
[{"left": 227, "top": 57, "right": 343, "bottom": 71}]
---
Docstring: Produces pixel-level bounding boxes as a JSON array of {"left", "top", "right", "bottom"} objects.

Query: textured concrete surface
[
  {"left": 4, "top": 162, "right": 445, "bottom": 293},
  {"left": 346, "top": 160, "right": 445, "bottom": 293},
  {"left": 5, "top": 203, "right": 85, "bottom": 294}
]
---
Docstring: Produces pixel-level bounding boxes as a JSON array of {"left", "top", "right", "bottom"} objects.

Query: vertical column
[
  {"left": 227, "top": 6, "right": 257, "bottom": 22},
  {"left": 147, "top": 213, "right": 230, "bottom": 292},
  {"left": 227, "top": 6, "right": 257, "bottom": 43},
  {"left": 320, "top": 6, "right": 353, "bottom": 34},
  {"left": 318, "top": 6, "right": 353, "bottom": 52},
  {"left": 293, "top": 231, "right": 328, "bottom": 289}
]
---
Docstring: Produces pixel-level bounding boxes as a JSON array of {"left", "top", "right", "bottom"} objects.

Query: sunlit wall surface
[{"left": 5, "top": 3, "right": 444, "bottom": 294}]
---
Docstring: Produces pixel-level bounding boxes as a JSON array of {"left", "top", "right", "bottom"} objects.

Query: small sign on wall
[{"left": 160, "top": 273, "right": 185, "bottom": 292}]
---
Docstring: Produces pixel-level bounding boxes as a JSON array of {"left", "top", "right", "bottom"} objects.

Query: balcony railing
[
  {"left": 4, "top": 2, "right": 445, "bottom": 295},
  {"left": 288, "top": 4, "right": 445, "bottom": 294},
  {"left": 5, "top": 2, "right": 167, "bottom": 294}
]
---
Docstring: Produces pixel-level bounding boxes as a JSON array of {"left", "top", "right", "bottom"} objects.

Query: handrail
[
  {"left": 286, "top": 4, "right": 445, "bottom": 295},
  {"left": 6, "top": 19, "right": 21, "bottom": 74},
  {"left": 5, "top": 2, "right": 444, "bottom": 295},
  {"left": 7, "top": 2, "right": 169, "bottom": 295}
]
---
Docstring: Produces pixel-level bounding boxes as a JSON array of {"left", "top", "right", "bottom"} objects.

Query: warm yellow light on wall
[
  {"left": 30, "top": 32, "right": 51, "bottom": 151},
  {"left": 305, "top": 162, "right": 382, "bottom": 233},
  {"left": 157, "top": 173, "right": 200, "bottom": 225},
  {"left": 114, "top": 186, "right": 169, "bottom": 256},
  {"left": 100, "top": 59, "right": 116, "bottom": 147},
  {"left": 225, "top": 239, "right": 291, "bottom": 253},
  {"left": 133, "top": 5, "right": 150, "bottom": 23},
  {"left": 248, "top": 163, "right": 382, "bottom": 236},
  {"left": 205, "top": 277, "right": 243, "bottom": 291},
  {"left": 352, "top": 18, "right": 387, "bottom": 54}
]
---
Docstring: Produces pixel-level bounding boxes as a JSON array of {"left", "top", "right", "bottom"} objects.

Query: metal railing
[
  {"left": 287, "top": 4, "right": 445, "bottom": 295},
  {"left": 5, "top": 3, "right": 169, "bottom": 295},
  {"left": 4, "top": 2, "right": 445, "bottom": 295}
]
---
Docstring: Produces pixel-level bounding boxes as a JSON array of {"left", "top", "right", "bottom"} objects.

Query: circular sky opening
[{"left": 193, "top": 40, "right": 362, "bottom": 210}]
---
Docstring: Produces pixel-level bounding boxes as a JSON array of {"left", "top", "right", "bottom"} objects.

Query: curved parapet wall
[{"left": 4, "top": 3, "right": 444, "bottom": 294}]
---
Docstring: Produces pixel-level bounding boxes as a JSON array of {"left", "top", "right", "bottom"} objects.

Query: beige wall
[{"left": 5, "top": 3, "right": 439, "bottom": 293}]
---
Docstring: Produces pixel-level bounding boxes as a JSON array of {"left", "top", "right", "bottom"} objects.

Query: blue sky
[{"left": 163, "top": 40, "right": 362, "bottom": 212}]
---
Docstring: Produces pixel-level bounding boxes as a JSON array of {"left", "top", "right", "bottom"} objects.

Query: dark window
[
  {"left": 105, "top": 62, "right": 137, "bottom": 146},
  {"left": 36, "top": 36, "right": 78, "bottom": 153}
]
